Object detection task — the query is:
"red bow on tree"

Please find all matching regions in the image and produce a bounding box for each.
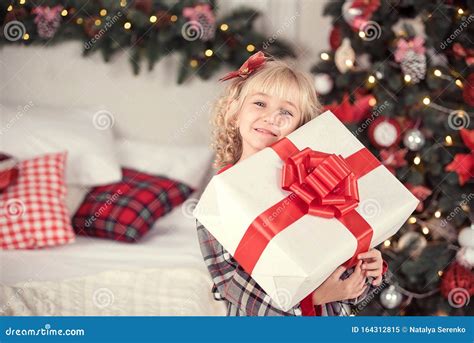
[324,93,375,123]
[379,148,408,174]
[219,51,267,81]
[445,128,474,185]
[405,183,432,212]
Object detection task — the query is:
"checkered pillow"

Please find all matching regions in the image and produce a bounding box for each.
[0,152,75,249]
[72,168,194,242]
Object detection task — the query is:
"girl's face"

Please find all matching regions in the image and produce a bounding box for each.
[236,91,302,159]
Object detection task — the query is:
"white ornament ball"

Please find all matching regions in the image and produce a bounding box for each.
[458,224,474,248]
[380,285,403,309]
[373,121,399,147]
[314,73,333,95]
[456,247,474,268]
[403,129,426,151]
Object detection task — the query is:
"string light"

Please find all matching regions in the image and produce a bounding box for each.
[100,9,107,17]
[124,22,132,30]
[438,270,443,277]
[345,59,353,67]
[150,15,157,23]
[408,216,417,224]
[433,69,442,77]
[120,0,127,7]
[422,96,431,105]
[369,97,377,106]
[95,19,101,26]
[422,226,430,235]
[189,59,198,68]
[368,75,376,83]
[383,240,391,247]
[455,79,463,88]
[445,135,453,146]
[7,5,13,11]
[23,33,29,40]
[404,74,412,83]
[413,155,421,165]
[359,31,365,38]
[220,23,229,31]
[170,15,178,22]
[246,44,255,52]
[458,8,464,15]
[320,52,330,61]
[19,0,25,4]
[76,18,83,24]
[434,210,442,218]
[205,49,213,57]
[61,9,68,17]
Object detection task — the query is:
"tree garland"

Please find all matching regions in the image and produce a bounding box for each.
[0,0,295,83]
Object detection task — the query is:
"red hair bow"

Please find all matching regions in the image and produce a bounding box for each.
[219,51,267,81]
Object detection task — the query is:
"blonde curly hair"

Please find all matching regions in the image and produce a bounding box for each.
[211,57,322,169]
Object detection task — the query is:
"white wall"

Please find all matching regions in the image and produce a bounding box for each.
[0,0,330,146]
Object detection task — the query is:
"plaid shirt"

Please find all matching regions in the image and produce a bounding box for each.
[197,219,388,316]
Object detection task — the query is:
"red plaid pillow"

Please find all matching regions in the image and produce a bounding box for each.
[72,168,194,242]
[0,152,75,249]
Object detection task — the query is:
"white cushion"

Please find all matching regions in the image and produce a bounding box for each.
[117,139,214,190]
[0,103,121,186]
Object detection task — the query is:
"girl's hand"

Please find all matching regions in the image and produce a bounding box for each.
[358,249,383,286]
[311,260,367,305]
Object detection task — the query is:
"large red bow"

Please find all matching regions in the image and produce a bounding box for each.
[219,51,266,81]
[281,148,359,218]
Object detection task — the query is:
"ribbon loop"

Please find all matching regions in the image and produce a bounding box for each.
[281,147,360,218]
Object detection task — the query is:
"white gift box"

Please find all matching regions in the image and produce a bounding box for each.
[194,111,418,311]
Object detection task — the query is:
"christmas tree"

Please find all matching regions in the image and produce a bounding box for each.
[0,0,294,83]
[311,0,473,316]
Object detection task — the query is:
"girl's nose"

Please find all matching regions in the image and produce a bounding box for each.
[263,110,279,126]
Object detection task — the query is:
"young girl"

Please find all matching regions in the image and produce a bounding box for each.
[197,52,388,316]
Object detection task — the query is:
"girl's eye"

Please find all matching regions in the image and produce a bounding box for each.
[254,101,265,107]
[280,109,293,116]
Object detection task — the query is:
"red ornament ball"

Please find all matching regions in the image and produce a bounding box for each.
[440,262,474,307]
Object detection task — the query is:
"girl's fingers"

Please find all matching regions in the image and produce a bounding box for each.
[355,285,368,298]
[372,275,383,286]
[362,261,381,270]
[358,249,381,260]
[364,270,381,278]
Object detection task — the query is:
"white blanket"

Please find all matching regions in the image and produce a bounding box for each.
[0,199,226,316]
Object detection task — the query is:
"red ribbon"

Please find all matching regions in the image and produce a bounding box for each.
[233,137,381,275]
